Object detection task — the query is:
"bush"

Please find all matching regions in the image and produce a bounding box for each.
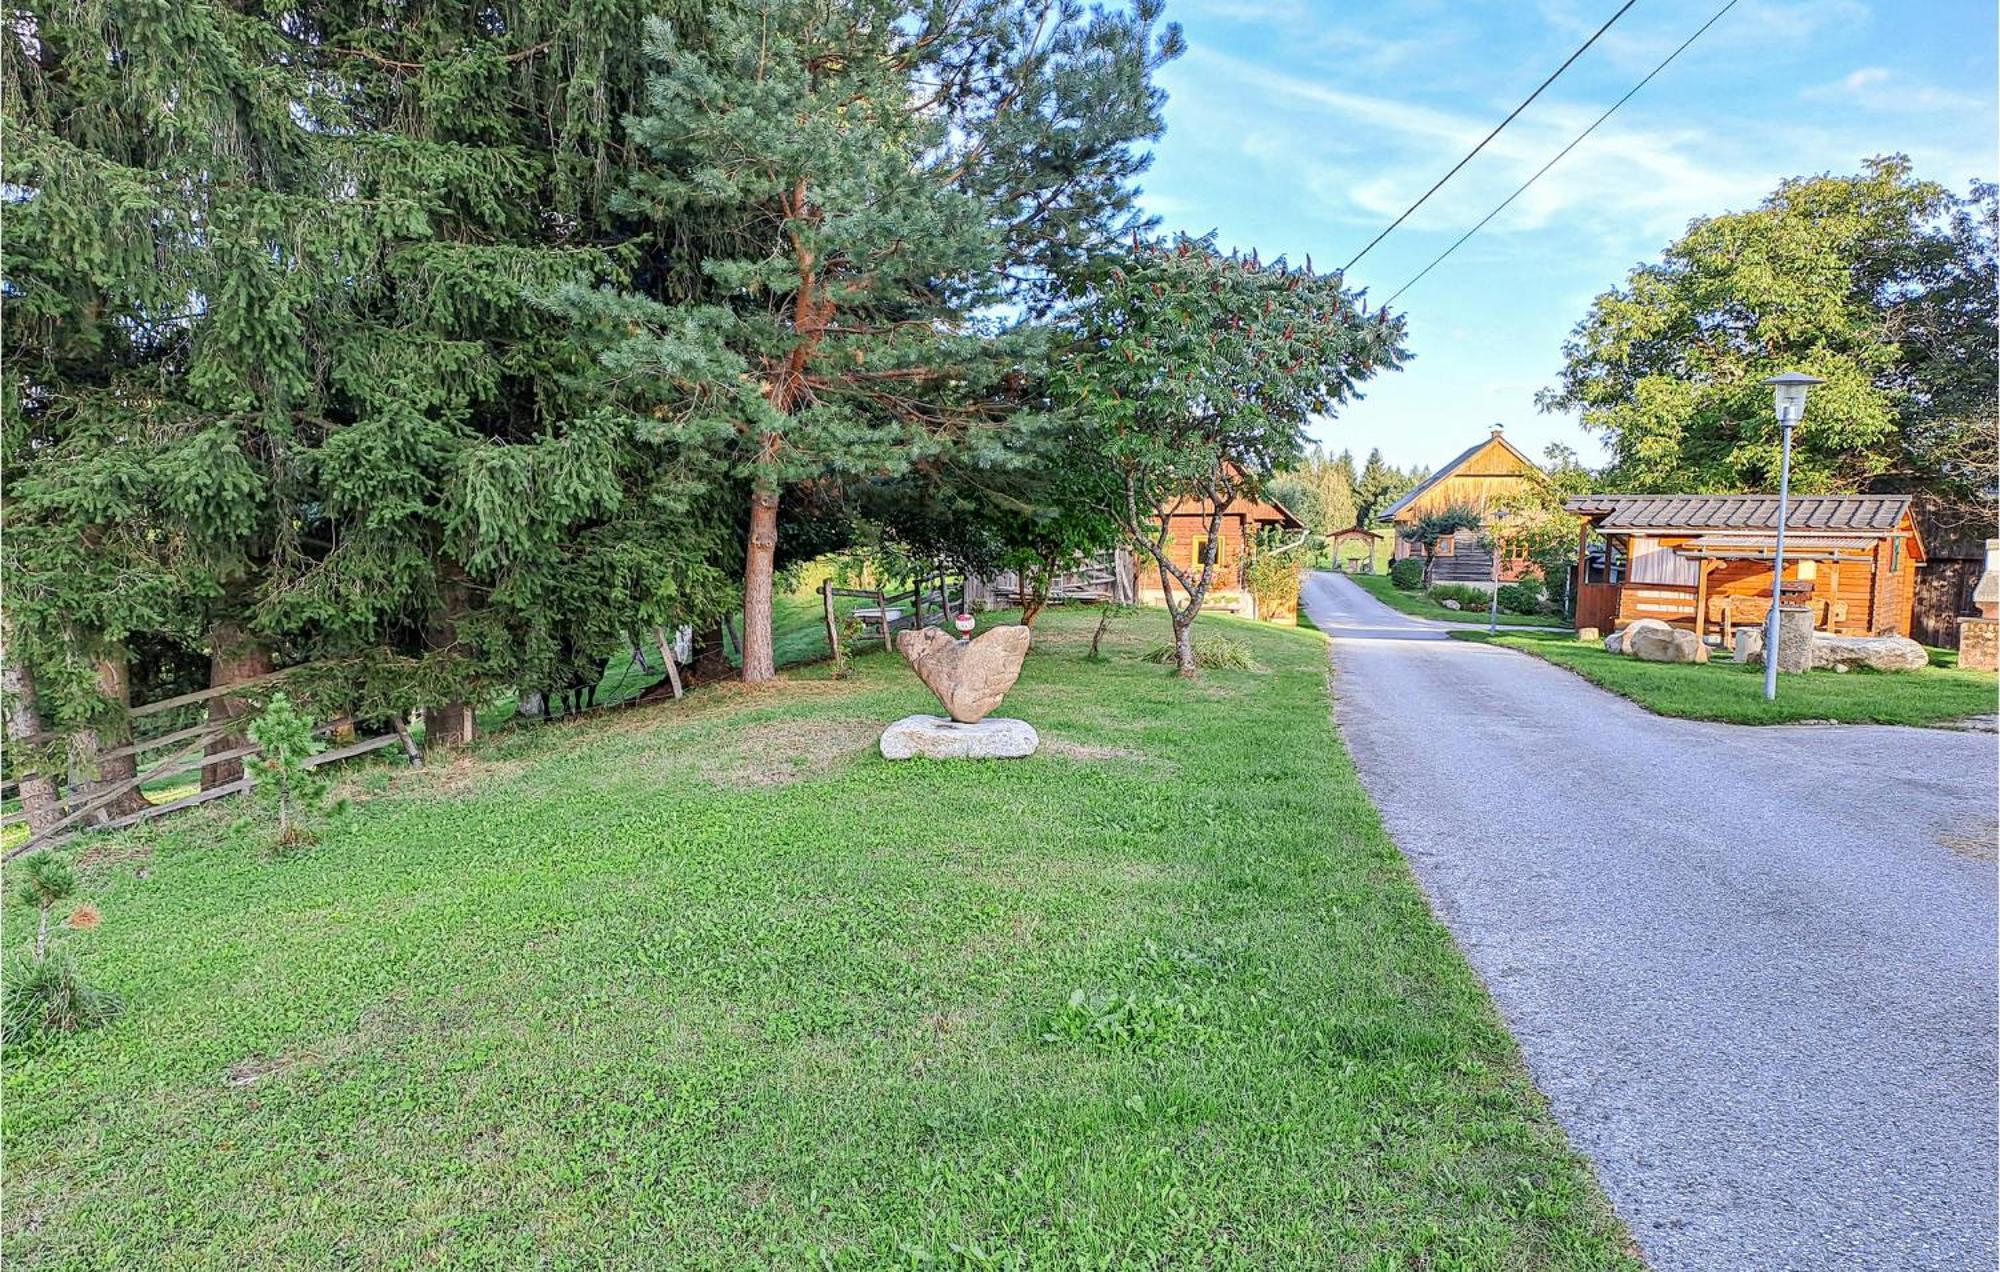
[3,949,121,1046]
[1389,559,1424,590]
[1426,583,1489,609]
[1497,573,1545,615]
[1143,634,1255,670]
[1243,551,1303,619]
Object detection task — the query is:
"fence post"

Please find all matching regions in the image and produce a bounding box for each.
[876,589,892,650]
[821,581,844,676]
[651,625,685,700]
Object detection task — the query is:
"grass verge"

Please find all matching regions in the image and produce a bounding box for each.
[1345,572,1567,628]
[4,609,1636,1268]
[1452,628,1996,727]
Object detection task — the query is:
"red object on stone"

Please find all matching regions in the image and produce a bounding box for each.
[954,613,975,635]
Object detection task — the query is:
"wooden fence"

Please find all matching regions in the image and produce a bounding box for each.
[821,574,965,670]
[2,672,422,859]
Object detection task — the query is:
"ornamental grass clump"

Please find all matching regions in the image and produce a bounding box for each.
[1143,633,1254,671]
[4,852,119,1046]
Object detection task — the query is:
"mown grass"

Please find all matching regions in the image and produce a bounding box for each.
[4,609,1636,1269]
[1345,572,1566,628]
[1453,628,1997,727]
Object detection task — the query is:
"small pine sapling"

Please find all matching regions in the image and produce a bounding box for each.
[4,852,119,1044]
[247,692,328,847]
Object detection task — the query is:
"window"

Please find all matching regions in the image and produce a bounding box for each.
[1435,533,1456,557]
[1889,538,1903,572]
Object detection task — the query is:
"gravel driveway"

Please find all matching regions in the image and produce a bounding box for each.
[1302,571,1998,1271]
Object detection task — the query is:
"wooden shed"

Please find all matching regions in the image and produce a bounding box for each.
[1565,494,1924,640]
[1380,427,1543,585]
[1910,501,1994,647]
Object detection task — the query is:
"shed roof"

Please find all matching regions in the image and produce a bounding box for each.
[1563,493,1914,534]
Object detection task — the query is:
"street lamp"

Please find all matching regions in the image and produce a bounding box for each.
[1487,507,1510,634]
[1760,371,1825,701]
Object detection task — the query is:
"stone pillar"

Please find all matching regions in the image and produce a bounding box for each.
[1775,604,1814,674]
[1959,540,2000,671]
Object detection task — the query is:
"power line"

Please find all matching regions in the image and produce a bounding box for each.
[1384,0,1738,306]
[1340,0,1638,273]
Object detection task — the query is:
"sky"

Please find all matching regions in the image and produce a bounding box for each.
[1135,0,1998,473]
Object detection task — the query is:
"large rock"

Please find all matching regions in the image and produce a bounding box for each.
[896,625,1031,723]
[1605,618,1671,657]
[1809,634,1929,673]
[1774,604,1814,673]
[880,714,1039,760]
[1628,621,1709,665]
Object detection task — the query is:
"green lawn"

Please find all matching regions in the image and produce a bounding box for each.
[1453,628,1997,727]
[4,609,1635,1268]
[1344,572,1568,628]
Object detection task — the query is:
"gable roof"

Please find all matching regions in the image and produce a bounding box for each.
[1162,490,1305,529]
[1563,493,1914,535]
[1378,430,1543,523]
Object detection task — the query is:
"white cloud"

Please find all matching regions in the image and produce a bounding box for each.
[1801,65,1985,114]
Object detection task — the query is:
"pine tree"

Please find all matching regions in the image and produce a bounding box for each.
[576,0,1179,682]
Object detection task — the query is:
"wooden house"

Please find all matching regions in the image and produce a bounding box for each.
[1136,485,1306,619]
[1379,427,1544,585]
[1564,494,1924,640]
[1910,500,1995,647]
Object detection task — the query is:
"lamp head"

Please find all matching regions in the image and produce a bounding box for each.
[1762,371,1825,425]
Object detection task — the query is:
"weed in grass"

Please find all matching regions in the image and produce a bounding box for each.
[1040,987,1207,1048]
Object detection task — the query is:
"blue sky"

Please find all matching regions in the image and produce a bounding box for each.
[1136,0,1997,473]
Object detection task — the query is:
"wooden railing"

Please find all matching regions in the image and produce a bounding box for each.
[821,574,964,669]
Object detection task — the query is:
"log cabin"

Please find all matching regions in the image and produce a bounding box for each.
[1564,493,1925,641]
[1135,484,1306,619]
[1380,427,1543,585]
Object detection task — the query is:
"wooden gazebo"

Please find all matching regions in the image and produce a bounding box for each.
[1565,494,1924,639]
[1327,525,1381,571]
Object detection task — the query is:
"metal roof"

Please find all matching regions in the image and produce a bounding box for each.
[1563,493,1914,534]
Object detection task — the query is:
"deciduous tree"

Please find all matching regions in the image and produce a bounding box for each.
[1063,236,1406,675]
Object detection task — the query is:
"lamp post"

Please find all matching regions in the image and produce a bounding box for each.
[1487,508,1510,635]
[1761,371,1824,701]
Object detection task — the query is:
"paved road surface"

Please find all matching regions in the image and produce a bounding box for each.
[1302,571,1997,1271]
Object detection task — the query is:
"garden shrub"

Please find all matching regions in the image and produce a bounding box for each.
[1389,559,1424,590]
[1497,572,1546,614]
[1243,550,1303,619]
[1426,583,1489,609]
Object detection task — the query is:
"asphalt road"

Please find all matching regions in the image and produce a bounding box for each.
[1301,571,1998,1272]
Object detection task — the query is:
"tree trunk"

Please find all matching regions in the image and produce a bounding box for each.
[1020,551,1056,630]
[203,623,274,790]
[423,701,476,752]
[1,643,64,835]
[423,572,475,754]
[1171,611,1198,678]
[687,622,731,686]
[741,483,780,683]
[83,652,153,819]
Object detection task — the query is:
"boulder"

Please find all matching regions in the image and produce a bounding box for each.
[880,714,1039,760]
[896,625,1031,723]
[1605,618,1671,656]
[1808,634,1929,674]
[1732,628,1763,664]
[1440,599,1462,611]
[1627,621,1708,665]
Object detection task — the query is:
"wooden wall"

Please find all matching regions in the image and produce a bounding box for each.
[1601,534,1919,637]
[1913,558,1982,647]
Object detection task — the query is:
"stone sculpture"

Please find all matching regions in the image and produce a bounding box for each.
[881,624,1038,760]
